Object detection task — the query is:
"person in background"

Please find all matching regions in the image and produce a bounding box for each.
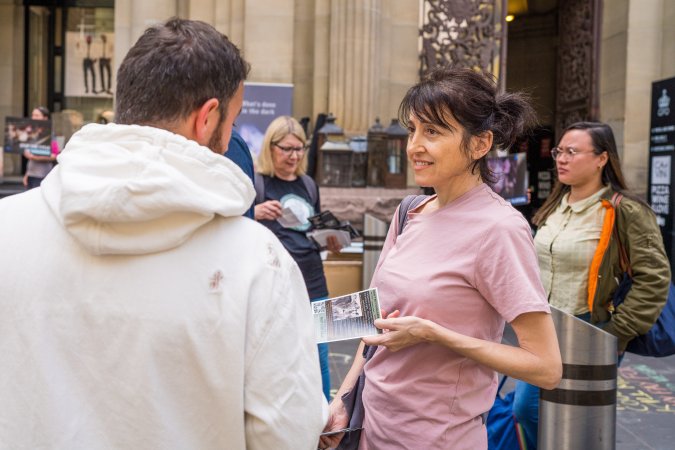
[226,128,255,218]
[254,115,342,400]
[23,106,59,189]
[96,110,115,124]
[512,121,670,449]
[0,18,326,449]
[320,67,562,450]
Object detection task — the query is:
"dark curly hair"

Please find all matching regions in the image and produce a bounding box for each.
[399,67,536,184]
[116,18,249,127]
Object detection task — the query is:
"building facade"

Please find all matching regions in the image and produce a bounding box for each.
[1,0,674,200]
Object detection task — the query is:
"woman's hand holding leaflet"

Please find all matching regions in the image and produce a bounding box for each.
[362,313,433,352]
[254,200,283,221]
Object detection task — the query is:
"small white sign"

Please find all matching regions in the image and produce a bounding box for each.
[651,155,671,185]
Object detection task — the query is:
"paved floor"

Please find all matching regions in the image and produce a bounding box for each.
[615,353,675,450]
[328,338,675,449]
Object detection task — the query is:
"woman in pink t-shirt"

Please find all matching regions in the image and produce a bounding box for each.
[320,68,562,450]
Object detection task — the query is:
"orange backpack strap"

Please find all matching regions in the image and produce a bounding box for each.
[587,197,616,313]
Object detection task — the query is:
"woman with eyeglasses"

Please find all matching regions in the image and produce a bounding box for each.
[512,122,670,449]
[254,115,341,401]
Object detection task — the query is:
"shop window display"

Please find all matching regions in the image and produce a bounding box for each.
[63,7,114,126]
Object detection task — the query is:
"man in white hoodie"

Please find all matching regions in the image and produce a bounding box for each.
[0,18,326,449]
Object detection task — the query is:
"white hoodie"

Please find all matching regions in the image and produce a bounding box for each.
[0,124,327,449]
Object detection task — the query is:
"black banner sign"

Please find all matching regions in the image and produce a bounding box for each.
[648,76,675,266]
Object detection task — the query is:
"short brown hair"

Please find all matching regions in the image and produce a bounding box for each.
[115,18,249,127]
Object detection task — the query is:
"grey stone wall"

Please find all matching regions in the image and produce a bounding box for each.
[319,186,422,232]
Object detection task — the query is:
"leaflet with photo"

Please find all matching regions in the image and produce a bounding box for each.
[277,206,304,228]
[307,229,351,250]
[313,288,382,344]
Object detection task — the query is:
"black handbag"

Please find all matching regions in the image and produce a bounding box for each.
[335,345,377,450]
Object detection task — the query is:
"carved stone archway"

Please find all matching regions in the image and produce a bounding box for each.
[419,0,508,88]
[420,0,601,140]
[555,0,602,138]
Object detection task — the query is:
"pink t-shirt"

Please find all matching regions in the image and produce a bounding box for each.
[361,184,549,450]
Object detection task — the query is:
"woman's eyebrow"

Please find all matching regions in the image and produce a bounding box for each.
[421,120,454,133]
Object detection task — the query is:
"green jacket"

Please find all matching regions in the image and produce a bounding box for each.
[590,189,670,351]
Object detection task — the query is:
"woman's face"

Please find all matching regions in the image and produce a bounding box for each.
[405,112,473,190]
[31,108,47,120]
[555,129,607,188]
[271,133,305,180]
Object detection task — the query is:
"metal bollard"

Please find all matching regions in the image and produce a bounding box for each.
[361,213,388,290]
[539,306,618,450]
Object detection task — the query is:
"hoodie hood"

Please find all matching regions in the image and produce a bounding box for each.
[41,123,255,255]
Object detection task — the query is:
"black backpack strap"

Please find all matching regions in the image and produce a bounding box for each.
[254,172,265,205]
[497,375,509,393]
[397,194,428,236]
[611,193,631,276]
[300,174,319,207]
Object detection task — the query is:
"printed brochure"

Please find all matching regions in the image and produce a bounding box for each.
[277,206,304,228]
[307,229,351,250]
[313,288,382,343]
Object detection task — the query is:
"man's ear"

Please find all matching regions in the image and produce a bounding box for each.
[471,130,494,160]
[193,98,220,146]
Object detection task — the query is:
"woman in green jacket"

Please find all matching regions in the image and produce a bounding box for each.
[512,121,670,449]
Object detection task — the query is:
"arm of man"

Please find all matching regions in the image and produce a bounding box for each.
[244,240,327,449]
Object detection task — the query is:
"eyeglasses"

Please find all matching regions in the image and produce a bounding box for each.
[551,147,596,161]
[274,143,308,154]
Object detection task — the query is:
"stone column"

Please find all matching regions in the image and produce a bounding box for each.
[376,0,419,126]
[218,0,246,48]
[0,0,25,176]
[181,0,245,47]
[600,0,675,197]
[328,0,382,134]
[184,0,215,24]
[113,0,178,89]
[599,0,628,172]
[312,0,330,121]
[621,0,663,195]
[243,0,295,83]
[293,0,316,122]
[662,0,675,76]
